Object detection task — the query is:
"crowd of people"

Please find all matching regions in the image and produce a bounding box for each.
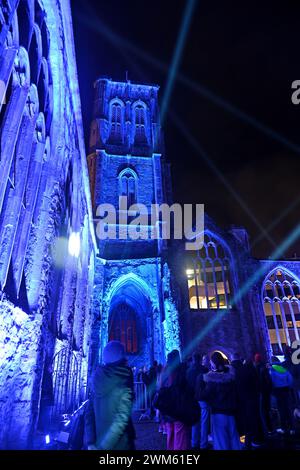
[85,340,300,451]
[141,347,300,450]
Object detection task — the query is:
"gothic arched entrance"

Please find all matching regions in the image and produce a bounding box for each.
[105,275,157,367]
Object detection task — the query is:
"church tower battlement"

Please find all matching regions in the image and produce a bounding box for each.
[87,78,172,260]
[89,78,162,155]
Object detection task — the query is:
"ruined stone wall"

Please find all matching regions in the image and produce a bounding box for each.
[0,1,96,448]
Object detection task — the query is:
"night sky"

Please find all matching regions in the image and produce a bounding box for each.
[71,0,300,259]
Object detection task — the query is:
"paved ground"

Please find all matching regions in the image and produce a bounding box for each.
[33,411,300,450]
[133,412,300,451]
[133,414,166,450]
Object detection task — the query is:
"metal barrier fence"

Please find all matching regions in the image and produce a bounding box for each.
[133,381,148,411]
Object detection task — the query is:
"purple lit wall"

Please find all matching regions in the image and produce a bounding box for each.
[0,0,95,449]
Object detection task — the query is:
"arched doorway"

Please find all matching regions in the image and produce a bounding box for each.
[105,275,155,367]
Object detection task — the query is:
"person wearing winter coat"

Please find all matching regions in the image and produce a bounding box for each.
[85,340,135,450]
[198,351,241,450]
[269,356,294,433]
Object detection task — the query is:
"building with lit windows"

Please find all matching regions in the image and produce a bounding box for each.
[87,77,300,370]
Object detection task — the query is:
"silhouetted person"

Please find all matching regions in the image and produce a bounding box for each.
[231,353,245,436]
[192,354,210,449]
[240,359,265,447]
[163,350,191,450]
[254,353,272,434]
[143,361,158,419]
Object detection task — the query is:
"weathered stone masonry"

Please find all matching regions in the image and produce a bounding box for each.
[0,0,96,449]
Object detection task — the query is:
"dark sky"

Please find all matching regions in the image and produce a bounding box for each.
[71,0,300,259]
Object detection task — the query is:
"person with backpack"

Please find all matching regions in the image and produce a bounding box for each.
[198,351,241,450]
[85,340,135,450]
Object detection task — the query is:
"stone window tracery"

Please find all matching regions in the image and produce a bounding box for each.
[133,102,148,144]
[109,99,124,143]
[263,268,300,355]
[119,168,137,207]
[186,232,232,310]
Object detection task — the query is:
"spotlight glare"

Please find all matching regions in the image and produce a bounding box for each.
[68,231,80,258]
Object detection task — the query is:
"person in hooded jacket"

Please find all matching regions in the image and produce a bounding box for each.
[198,351,241,450]
[85,340,135,450]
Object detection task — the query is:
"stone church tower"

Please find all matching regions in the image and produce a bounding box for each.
[87,78,180,368]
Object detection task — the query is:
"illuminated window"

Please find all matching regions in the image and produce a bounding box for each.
[119,168,137,206]
[109,303,138,354]
[109,100,124,142]
[133,103,147,144]
[186,233,232,310]
[263,268,300,355]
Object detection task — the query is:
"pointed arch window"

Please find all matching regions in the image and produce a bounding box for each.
[109,99,124,143]
[262,268,300,355]
[133,103,148,144]
[119,168,137,207]
[186,232,232,309]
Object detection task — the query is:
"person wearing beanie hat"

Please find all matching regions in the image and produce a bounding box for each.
[85,341,135,450]
[103,340,126,365]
